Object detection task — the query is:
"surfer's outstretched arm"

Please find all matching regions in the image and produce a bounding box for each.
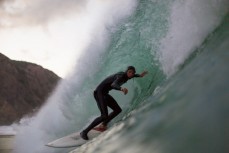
[134,70,148,78]
[140,71,148,77]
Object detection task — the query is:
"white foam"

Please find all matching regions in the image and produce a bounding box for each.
[159,0,229,77]
[13,1,138,153]
[0,126,16,135]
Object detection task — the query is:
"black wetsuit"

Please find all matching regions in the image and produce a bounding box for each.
[83,72,140,134]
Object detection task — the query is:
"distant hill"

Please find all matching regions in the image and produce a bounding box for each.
[0,53,61,125]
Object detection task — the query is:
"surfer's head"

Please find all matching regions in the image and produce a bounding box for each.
[126,66,136,78]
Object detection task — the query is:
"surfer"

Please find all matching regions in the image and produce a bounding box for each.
[80,66,148,140]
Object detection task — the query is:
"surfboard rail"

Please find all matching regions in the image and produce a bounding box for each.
[46,129,102,148]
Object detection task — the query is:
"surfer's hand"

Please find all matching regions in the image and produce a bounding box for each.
[140,71,148,77]
[121,88,128,95]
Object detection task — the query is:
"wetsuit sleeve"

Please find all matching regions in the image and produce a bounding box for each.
[134,74,141,77]
[111,76,122,90]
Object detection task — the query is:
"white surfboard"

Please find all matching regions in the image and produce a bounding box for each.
[46,129,102,148]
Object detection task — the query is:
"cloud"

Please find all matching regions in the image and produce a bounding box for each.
[0,0,138,77]
[0,0,87,28]
[0,0,11,5]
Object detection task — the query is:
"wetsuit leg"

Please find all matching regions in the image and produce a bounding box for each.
[83,90,108,133]
[102,94,122,126]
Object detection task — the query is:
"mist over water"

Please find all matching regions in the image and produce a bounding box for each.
[13,0,138,153]
[159,0,229,76]
[11,0,229,153]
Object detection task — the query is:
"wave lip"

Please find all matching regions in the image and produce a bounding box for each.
[159,0,229,76]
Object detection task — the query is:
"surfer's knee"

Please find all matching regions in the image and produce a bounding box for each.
[100,114,108,120]
[116,108,122,114]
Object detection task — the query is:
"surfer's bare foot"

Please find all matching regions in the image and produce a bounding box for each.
[93,124,107,132]
[100,124,107,130]
[80,131,89,140]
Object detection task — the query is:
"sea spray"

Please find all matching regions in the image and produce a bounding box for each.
[159,0,229,76]
[13,1,138,153]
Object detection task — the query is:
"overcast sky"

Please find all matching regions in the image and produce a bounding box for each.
[0,0,90,77]
[0,0,137,77]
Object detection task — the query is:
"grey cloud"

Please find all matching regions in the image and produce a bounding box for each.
[0,0,9,5]
[0,0,87,28]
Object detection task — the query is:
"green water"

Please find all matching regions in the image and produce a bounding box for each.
[72,11,229,153]
[121,14,229,153]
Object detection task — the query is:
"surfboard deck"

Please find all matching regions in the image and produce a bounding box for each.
[46,129,102,148]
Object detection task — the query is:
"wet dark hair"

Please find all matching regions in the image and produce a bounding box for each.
[126,66,136,73]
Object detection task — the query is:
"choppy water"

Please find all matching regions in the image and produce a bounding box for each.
[11,0,229,153]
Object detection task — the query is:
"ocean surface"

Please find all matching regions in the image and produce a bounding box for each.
[2,0,228,153]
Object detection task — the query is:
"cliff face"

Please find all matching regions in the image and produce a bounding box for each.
[0,53,60,125]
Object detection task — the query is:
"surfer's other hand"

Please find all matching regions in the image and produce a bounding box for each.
[121,88,128,95]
